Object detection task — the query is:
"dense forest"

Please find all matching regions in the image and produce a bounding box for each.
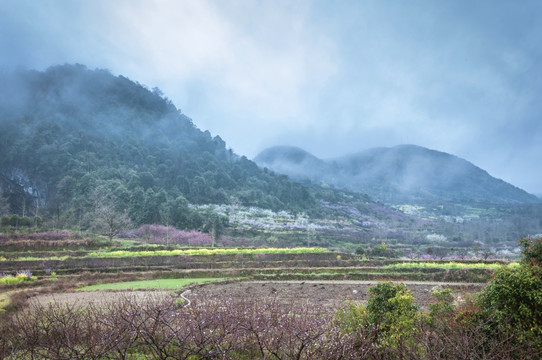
[1,65,540,252]
[0,65,324,230]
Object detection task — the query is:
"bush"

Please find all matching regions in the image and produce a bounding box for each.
[478,264,542,341]
[0,216,10,227]
[0,271,37,285]
[354,246,365,256]
[367,242,401,258]
[335,302,367,334]
[19,216,31,227]
[9,214,20,227]
[519,236,542,266]
[334,283,424,352]
[366,282,417,325]
[427,287,455,324]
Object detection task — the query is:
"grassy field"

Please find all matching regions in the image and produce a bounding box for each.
[79,277,228,291]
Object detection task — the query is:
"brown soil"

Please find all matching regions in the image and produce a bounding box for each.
[191,280,484,310]
[30,290,171,307]
[27,280,484,311]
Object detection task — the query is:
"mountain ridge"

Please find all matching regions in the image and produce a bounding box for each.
[254,144,540,205]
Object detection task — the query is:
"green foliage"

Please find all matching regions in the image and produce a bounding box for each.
[201,210,228,246]
[9,214,19,227]
[334,282,421,350]
[19,216,31,227]
[0,65,319,230]
[365,282,420,348]
[354,246,365,256]
[519,236,542,266]
[478,264,542,339]
[428,287,455,322]
[367,242,400,258]
[334,302,367,334]
[473,236,542,346]
[0,188,9,216]
[0,272,37,285]
[366,282,418,327]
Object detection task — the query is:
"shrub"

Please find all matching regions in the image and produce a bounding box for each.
[9,214,20,227]
[428,287,455,323]
[0,216,10,227]
[519,236,542,266]
[0,271,36,285]
[365,282,420,348]
[354,246,365,256]
[367,242,400,258]
[335,302,367,334]
[478,263,542,342]
[19,216,31,227]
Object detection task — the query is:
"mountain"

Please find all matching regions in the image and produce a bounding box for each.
[254,145,540,205]
[0,65,317,228]
[254,146,329,183]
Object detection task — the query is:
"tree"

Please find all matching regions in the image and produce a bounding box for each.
[519,236,542,266]
[476,236,542,346]
[93,203,132,242]
[202,210,228,246]
[0,188,9,216]
[478,262,542,342]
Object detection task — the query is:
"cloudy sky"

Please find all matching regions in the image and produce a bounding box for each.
[1,0,541,194]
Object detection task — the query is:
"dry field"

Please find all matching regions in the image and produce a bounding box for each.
[190,280,485,310]
[27,279,484,311]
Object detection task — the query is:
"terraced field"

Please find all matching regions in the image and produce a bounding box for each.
[0,233,508,313]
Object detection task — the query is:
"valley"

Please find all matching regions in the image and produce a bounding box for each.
[0,65,540,358]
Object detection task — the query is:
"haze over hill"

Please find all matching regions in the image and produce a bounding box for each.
[0,65,320,228]
[255,145,540,205]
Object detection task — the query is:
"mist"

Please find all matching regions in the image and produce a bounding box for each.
[0,0,541,194]
[254,144,540,205]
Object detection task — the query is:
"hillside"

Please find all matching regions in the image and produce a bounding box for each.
[254,145,540,205]
[0,65,317,228]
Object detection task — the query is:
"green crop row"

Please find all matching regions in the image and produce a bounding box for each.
[383,261,519,270]
[79,277,227,291]
[85,247,329,258]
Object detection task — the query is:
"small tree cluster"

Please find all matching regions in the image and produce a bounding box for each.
[357,242,401,258]
[474,236,542,345]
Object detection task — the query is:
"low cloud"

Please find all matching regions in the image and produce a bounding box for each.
[0,0,541,193]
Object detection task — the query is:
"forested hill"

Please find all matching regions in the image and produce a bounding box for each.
[255,145,540,205]
[0,64,316,228]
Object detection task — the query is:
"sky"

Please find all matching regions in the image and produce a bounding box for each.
[1,0,541,194]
